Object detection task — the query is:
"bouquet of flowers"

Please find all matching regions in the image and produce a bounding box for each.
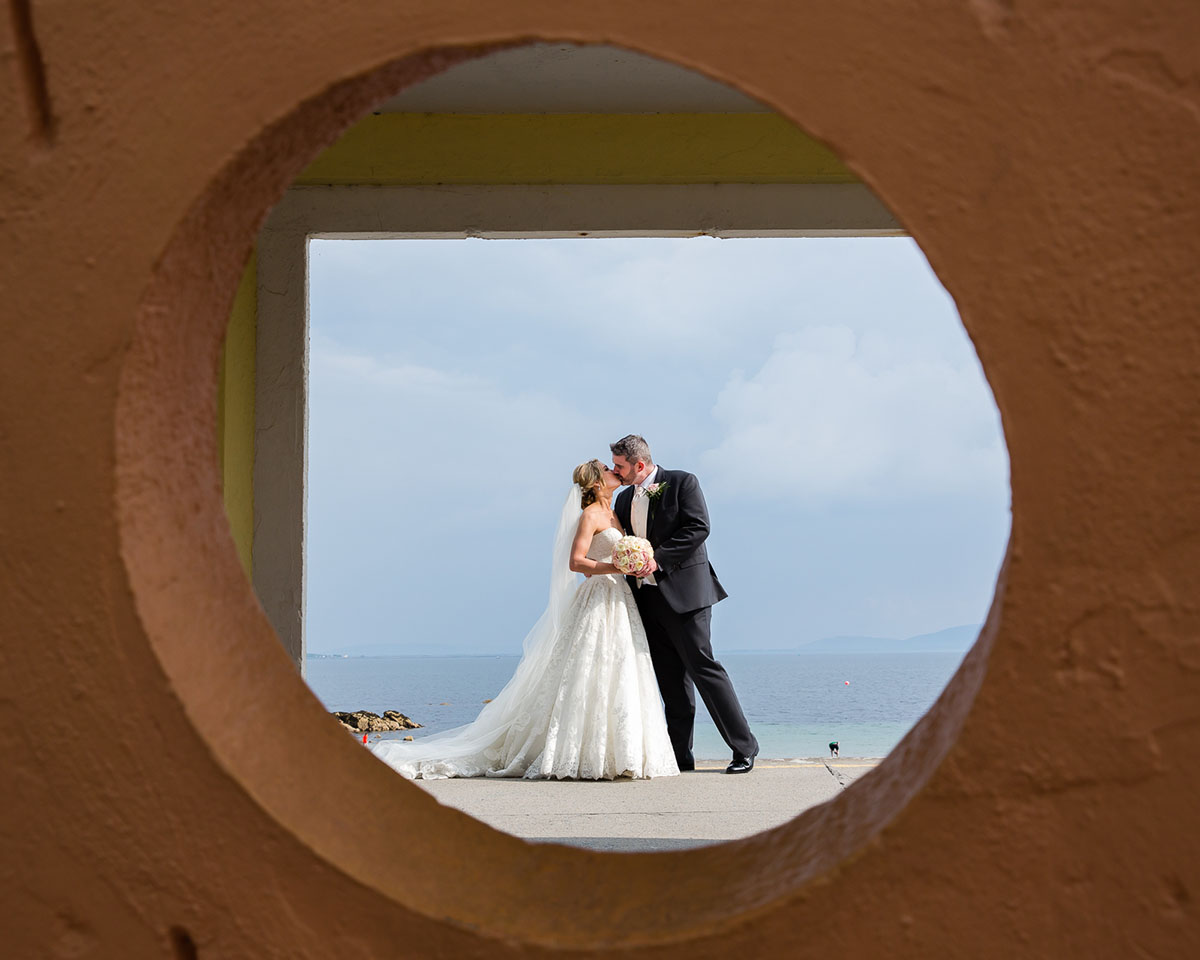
[612,536,655,576]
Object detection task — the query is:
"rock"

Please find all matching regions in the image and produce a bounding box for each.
[381,710,420,728]
[333,709,422,734]
[403,735,413,741]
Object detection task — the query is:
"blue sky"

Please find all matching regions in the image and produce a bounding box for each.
[305,237,1010,656]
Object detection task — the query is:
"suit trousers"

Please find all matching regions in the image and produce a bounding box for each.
[633,585,758,767]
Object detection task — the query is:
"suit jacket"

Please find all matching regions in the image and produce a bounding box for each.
[614,467,728,614]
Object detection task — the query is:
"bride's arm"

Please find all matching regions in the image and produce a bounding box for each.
[568,510,619,576]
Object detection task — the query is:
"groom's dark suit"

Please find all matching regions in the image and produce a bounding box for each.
[615,467,758,769]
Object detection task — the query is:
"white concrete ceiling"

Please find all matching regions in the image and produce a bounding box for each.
[376,43,769,114]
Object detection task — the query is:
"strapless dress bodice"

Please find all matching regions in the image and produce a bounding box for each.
[585,526,623,563]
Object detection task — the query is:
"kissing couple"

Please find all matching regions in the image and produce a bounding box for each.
[369,434,759,780]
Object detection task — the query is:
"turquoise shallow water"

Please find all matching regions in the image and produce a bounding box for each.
[305,651,966,760]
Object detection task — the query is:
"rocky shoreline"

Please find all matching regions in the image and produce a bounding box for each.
[333,710,421,733]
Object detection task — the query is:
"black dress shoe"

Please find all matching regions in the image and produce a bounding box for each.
[725,755,755,774]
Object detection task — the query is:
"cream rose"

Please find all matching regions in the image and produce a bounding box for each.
[612,536,655,576]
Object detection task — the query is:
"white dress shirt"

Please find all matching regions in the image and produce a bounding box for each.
[631,466,659,586]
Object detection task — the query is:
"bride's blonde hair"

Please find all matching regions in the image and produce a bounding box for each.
[573,459,607,509]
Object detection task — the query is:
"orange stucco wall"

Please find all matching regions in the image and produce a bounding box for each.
[2,2,1197,957]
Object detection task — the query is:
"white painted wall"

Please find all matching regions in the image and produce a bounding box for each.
[255,183,902,669]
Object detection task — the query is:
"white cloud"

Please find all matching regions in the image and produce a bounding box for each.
[308,334,599,517]
[701,325,1008,503]
[305,334,622,655]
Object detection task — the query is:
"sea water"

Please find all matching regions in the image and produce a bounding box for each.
[305,651,966,759]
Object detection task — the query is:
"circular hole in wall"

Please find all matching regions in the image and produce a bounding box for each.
[290,44,1010,841]
[119,38,1010,948]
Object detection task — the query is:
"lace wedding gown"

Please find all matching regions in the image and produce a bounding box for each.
[369,527,679,780]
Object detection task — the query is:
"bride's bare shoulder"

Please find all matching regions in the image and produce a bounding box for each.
[579,502,607,523]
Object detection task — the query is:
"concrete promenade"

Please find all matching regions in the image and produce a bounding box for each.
[415,760,878,851]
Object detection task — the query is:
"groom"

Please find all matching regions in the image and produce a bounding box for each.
[611,434,759,774]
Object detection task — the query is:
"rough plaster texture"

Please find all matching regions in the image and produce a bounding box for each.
[1,2,1198,957]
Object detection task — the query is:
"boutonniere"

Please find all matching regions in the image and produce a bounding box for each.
[645,482,668,503]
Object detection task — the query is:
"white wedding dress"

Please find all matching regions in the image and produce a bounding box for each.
[369,524,679,780]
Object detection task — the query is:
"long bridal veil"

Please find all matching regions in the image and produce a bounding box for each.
[368,485,584,777]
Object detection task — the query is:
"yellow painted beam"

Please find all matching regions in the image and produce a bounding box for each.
[296,113,856,186]
[217,253,256,577]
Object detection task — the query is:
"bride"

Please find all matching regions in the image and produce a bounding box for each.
[369,459,679,780]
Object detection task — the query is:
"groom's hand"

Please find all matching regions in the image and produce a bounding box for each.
[635,558,658,577]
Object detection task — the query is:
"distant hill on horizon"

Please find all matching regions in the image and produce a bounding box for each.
[787,623,980,654]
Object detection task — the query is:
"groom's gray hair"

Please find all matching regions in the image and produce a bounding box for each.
[610,434,653,465]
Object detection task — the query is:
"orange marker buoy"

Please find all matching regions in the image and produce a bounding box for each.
[844,680,850,685]
[362,732,368,744]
